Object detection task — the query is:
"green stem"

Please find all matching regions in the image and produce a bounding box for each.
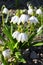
[30,24,34,33]
[2,14,4,27]
[18,25,23,32]
[41,15,43,25]
[1,55,8,65]
[15,0,19,8]
[15,57,18,65]
[11,23,13,35]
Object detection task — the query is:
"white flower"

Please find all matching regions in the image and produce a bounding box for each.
[17,33,28,43]
[28,9,33,15]
[2,49,10,58]
[28,5,32,9]
[12,31,20,40]
[29,16,38,24]
[10,16,19,24]
[2,8,8,14]
[1,63,4,65]
[36,8,42,15]
[18,14,29,24]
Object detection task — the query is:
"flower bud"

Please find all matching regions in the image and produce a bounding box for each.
[2,8,8,14]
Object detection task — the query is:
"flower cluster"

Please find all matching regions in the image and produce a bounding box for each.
[10,14,39,25]
[12,31,28,43]
[10,14,29,25]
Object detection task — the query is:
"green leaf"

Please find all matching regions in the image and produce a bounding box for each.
[1,55,8,65]
[13,42,18,49]
[7,42,14,51]
[2,25,12,40]
[2,25,14,44]
[15,52,26,63]
[15,52,21,59]
[28,32,36,42]
[37,25,43,36]
[33,42,43,46]
[19,57,26,63]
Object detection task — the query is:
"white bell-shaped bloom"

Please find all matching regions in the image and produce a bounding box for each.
[29,16,38,24]
[12,31,20,40]
[28,5,32,9]
[2,49,10,58]
[1,63,4,65]
[10,16,19,24]
[18,14,29,24]
[2,8,8,14]
[28,9,33,15]
[17,33,28,43]
[36,8,42,15]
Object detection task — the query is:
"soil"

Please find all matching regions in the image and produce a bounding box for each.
[0,0,43,10]
[19,46,43,65]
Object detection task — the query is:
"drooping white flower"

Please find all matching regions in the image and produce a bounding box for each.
[17,33,28,43]
[27,5,32,9]
[12,31,20,40]
[2,49,10,58]
[2,8,8,14]
[28,9,33,15]
[10,16,19,24]
[1,63,4,65]
[36,8,42,15]
[18,14,29,24]
[29,16,38,24]
[28,5,31,9]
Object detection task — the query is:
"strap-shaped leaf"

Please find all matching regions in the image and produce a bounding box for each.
[13,42,19,49]
[15,52,26,63]
[33,42,43,46]
[3,25,12,39]
[37,25,43,36]
[28,32,36,42]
